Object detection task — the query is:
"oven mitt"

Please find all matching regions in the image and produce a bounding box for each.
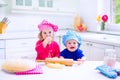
[96,65,117,79]
[117,70,120,76]
[113,69,120,76]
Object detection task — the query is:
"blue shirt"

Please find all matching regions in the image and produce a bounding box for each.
[60,48,84,61]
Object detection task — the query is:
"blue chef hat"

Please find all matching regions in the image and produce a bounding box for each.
[62,30,82,48]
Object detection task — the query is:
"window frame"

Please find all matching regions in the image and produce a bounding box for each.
[106,0,120,32]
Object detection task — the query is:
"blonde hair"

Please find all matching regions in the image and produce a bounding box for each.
[38,32,43,40]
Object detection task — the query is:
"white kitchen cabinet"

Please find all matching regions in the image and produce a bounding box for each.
[54,35,60,45]
[11,0,77,15]
[55,35,65,51]
[12,0,55,14]
[80,41,114,61]
[0,37,38,60]
[0,33,62,60]
[5,38,38,60]
[0,49,4,59]
[12,0,53,10]
[0,40,5,59]
[114,47,120,61]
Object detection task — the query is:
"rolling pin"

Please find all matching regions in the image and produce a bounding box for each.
[36,58,77,66]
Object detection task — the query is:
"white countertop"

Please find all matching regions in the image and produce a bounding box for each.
[0,60,120,80]
[0,31,38,39]
[56,30,120,47]
[79,32,120,47]
[0,30,120,46]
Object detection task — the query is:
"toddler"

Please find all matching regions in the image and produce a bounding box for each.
[60,30,86,64]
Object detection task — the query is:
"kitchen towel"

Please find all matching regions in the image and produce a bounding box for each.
[15,64,43,75]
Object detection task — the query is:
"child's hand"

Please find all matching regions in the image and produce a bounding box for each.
[77,58,86,65]
[43,36,53,47]
[45,36,53,44]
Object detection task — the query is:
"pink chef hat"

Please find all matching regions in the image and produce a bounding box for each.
[38,20,58,32]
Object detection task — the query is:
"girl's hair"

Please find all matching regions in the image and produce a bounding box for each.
[38,32,43,40]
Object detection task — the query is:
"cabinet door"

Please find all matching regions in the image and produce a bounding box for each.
[12,0,33,9]
[54,35,65,51]
[80,41,91,60]
[114,47,120,61]
[6,38,38,60]
[0,49,5,59]
[12,0,76,15]
[80,41,114,61]
[90,42,113,61]
[38,0,53,8]
[12,0,54,10]
[0,40,5,59]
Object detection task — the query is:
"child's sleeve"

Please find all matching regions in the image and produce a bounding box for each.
[77,49,85,59]
[35,41,48,57]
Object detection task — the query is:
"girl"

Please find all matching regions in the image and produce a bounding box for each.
[60,30,86,64]
[35,20,60,60]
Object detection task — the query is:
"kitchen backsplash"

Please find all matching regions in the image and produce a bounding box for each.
[0,0,98,33]
[0,13,75,33]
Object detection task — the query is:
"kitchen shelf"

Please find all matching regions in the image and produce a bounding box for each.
[11,0,77,16]
[11,9,76,16]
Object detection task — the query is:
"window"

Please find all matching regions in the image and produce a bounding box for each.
[111,0,120,24]
[99,0,120,32]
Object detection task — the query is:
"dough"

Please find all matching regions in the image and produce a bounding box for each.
[46,62,65,69]
[1,59,36,73]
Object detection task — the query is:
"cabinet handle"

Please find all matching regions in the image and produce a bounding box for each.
[89,44,92,46]
[21,43,28,45]
[86,43,92,46]
[86,43,89,45]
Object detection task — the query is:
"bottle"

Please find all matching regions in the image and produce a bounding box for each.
[104,49,116,68]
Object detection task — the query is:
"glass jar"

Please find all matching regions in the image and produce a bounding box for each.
[104,49,116,68]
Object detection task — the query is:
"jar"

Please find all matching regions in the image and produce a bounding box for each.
[104,49,116,68]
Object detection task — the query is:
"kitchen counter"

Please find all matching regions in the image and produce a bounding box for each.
[0,60,120,80]
[0,30,120,46]
[0,31,38,39]
[56,30,120,47]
